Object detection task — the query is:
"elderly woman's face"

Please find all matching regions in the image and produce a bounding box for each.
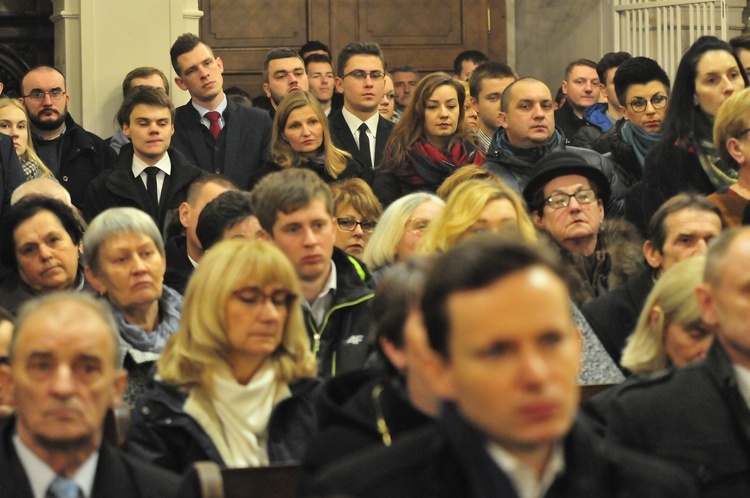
[14,210,79,293]
[664,320,713,367]
[396,200,444,261]
[88,232,165,310]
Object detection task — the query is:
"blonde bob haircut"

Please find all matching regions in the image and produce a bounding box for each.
[362,192,444,270]
[271,90,351,179]
[714,87,750,168]
[417,179,537,254]
[157,239,316,392]
[0,98,53,179]
[621,255,706,374]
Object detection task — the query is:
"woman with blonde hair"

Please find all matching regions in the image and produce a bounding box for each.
[418,180,537,254]
[362,192,444,275]
[0,98,53,180]
[621,256,712,373]
[127,239,319,473]
[248,91,367,188]
[583,256,712,434]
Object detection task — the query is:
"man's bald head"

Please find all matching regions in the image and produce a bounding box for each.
[11,179,72,206]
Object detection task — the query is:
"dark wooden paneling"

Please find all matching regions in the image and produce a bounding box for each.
[200,0,506,99]
[0,0,54,97]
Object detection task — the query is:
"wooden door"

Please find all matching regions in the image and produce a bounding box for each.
[199,0,506,98]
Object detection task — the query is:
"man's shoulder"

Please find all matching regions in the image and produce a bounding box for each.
[308,425,459,498]
[226,99,272,124]
[97,443,181,498]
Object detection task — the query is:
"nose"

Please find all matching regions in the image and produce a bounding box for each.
[289,73,299,86]
[695,238,710,255]
[41,93,54,106]
[132,254,148,273]
[303,226,319,246]
[352,223,364,237]
[519,349,548,387]
[50,364,75,397]
[258,297,282,320]
[532,103,546,118]
[38,243,53,261]
[721,75,737,94]
[567,194,582,212]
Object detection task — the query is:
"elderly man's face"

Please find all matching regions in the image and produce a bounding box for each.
[433,265,580,455]
[645,208,722,274]
[697,231,750,367]
[0,300,126,456]
[532,174,604,256]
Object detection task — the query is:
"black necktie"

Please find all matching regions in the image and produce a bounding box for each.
[145,167,160,212]
[358,123,373,169]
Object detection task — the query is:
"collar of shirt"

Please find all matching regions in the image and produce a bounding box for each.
[13,431,99,498]
[132,153,172,202]
[188,252,199,268]
[302,260,337,326]
[732,363,750,409]
[192,94,228,129]
[477,129,492,153]
[485,440,565,498]
[342,106,380,140]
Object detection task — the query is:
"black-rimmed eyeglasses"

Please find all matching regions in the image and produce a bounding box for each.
[337,217,377,233]
[544,189,598,210]
[627,94,668,113]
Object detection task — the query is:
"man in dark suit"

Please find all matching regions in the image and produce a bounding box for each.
[329,41,393,170]
[582,193,723,365]
[607,226,750,498]
[169,33,272,190]
[0,292,180,498]
[84,86,204,233]
[309,236,697,497]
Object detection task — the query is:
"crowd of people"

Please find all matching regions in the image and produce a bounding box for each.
[2,30,750,497]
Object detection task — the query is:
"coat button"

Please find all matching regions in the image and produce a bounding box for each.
[164,418,172,424]
[62,176,69,182]
[141,406,150,415]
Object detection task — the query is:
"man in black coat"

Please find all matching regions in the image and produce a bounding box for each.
[582,193,724,365]
[0,133,24,221]
[607,226,750,498]
[21,66,116,209]
[84,87,204,233]
[0,293,180,498]
[329,41,393,170]
[309,236,696,498]
[169,33,272,190]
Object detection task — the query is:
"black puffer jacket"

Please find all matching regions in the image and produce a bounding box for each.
[126,376,322,474]
[483,127,627,217]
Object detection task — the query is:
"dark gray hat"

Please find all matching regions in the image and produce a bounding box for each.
[522,150,611,209]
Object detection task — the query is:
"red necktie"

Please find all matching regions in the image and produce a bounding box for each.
[205,111,221,140]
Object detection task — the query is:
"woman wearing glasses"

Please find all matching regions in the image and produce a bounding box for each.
[330,178,382,258]
[640,36,748,226]
[374,72,484,207]
[708,87,750,226]
[127,239,319,473]
[247,90,369,190]
[591,57,670,189]
[0,99,53,181]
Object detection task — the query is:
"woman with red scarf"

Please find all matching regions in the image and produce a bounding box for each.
[373,72,484,207]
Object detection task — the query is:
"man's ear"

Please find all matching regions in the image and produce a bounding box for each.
[379,337,408,372]
[174,76,188,92]
[0,365,13,407]
[262,83,271,99]
[423,352,457,402]
[561,80,569,95]
[643,240,664,270]
[178,201,190,228]
[695,282,719,328]
[122,122,130,139]
[334,77,345,95]
[532,210,544,228]
[111,370,128,408]
[257,229,272,241]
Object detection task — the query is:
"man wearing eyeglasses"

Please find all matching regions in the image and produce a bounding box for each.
[262,47,310,114]
[329,41,393,170]
[20,66,116,209]
[523,150,644,306]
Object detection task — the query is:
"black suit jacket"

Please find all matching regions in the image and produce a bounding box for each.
[171,98,272,189]
[607,341,750,497]
[83,145,204,233]
[0,417,180,498]
[328,109,394,169]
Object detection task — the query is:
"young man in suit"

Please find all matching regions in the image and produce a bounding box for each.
[329,41,393,169]
[169,33,272,190]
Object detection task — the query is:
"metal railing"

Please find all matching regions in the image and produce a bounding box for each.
[614,0,727,77]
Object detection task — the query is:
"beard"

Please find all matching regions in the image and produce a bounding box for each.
[29,108,67,132]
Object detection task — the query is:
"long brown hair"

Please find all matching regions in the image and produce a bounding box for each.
[381,72,474,171]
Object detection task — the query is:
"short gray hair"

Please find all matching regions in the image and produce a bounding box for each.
[11,291,123,366]
[362,193,444,270]
[83,208,165,273]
